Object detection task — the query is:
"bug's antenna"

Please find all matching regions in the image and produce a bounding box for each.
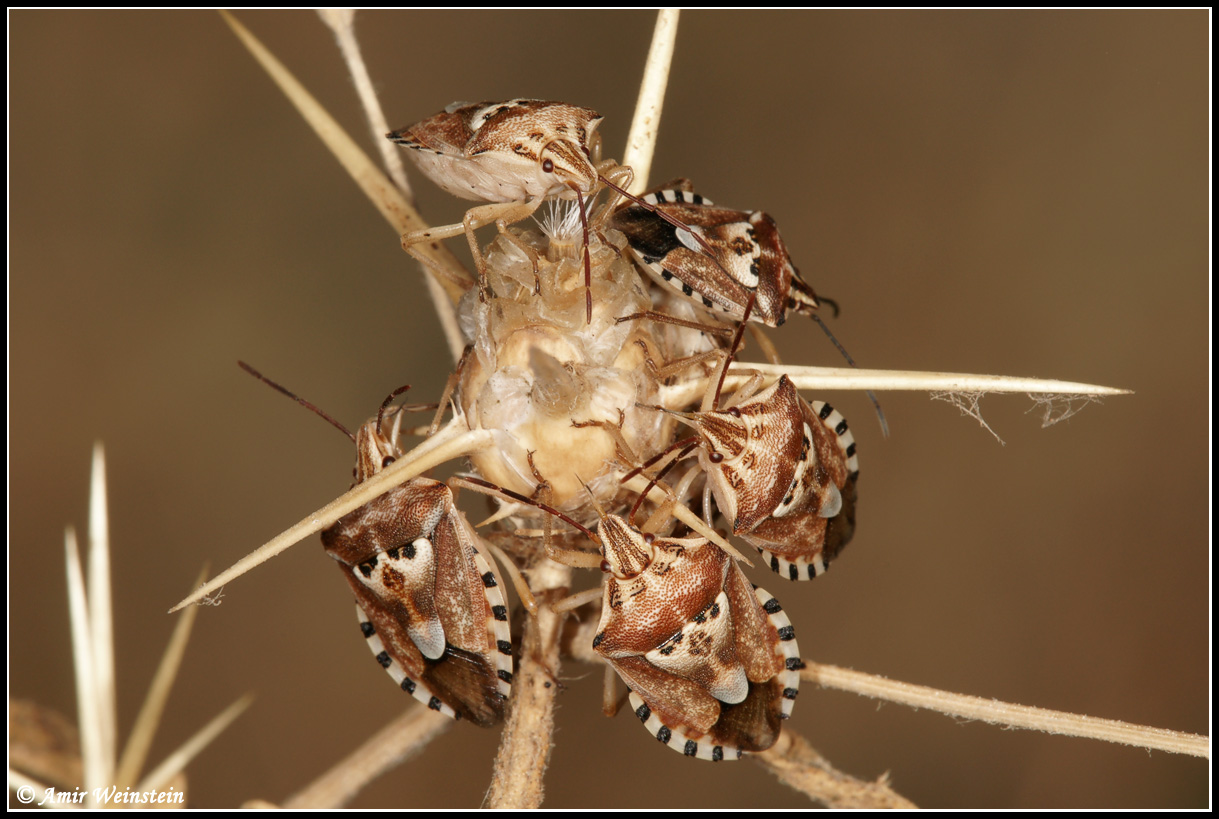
[807,315,890,437]
[238,361,355,442]
[456,475,600,544]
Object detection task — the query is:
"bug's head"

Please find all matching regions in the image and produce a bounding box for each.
[464,100,603,198]
[538,134,600,198]
[596,514,654,580]
[352,420,399,484]
[352,384,418,483]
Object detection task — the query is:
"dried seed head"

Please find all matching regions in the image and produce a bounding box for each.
[458,226,664,516]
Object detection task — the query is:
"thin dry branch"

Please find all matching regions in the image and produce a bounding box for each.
[623,9,680,194]
[64,526,103,807]
[737,363,1129,394]
[754,728,916,808]
[802,662,1209,758]
[170,420,491,611]
[218,11,469,306]
[282,706,453,808]
[136,694,255,792]
[315,10,464,363]
[86,444,117,783]
[660,363,1129,410]
[484,559,573,808]
[114,567,208,788]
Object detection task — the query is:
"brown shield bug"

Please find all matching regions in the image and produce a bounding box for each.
[238,363,512,725]
[389,99,604,206]
[389,99,621,322]
[607,181,827,328]
[591,512,802,760]
[674,374,860,581]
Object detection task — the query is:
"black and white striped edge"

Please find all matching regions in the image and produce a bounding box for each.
[625,586,801,760]
[354,544,513,719]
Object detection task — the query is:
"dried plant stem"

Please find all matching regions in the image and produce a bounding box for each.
[65,526,103,806]
[282,706,453,808]
[170,421,492,611]
[136,694,255,792]
[114,566,208,788]
[733,363,1131,395]
[623,9,680,195]
[218,11,469,308]
[316,10,463,363]
[86,444,117,782]
[660,364,1128,410]
[484,559,573,809]
[754,729,916,808]
[802,662,1209,758]
[316,10,411,200]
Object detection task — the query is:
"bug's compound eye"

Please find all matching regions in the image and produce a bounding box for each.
[644,532,656,544]
[382,455,396,469]
[599,558,611,573]
[709,451,724,464]
[542,158,555,174]
[727,407,742,419]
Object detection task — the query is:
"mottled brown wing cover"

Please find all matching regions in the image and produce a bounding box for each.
[693,376,805,532]
[697,376,857,573]
[388,100,603,203]
[609,182,819,327]
[595,534,786,752]
[321,479,506,726]
[742,395,857,566]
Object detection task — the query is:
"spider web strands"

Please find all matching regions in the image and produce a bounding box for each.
[801,662,1209,759]
[169,419,492,612]
[659,364,1130,409]
[219,11,466,362]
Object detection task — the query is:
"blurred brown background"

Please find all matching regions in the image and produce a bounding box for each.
[10,10,1208,809]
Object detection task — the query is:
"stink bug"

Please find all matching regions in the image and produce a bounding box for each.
[675,374,859,581]
[389,99,604,206]
[591,513,802,760]
[322,453,513,726]
[238,363,512,725]
[608,181,825,327]
[389,99,624,322]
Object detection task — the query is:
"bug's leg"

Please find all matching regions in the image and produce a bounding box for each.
[639,490,679,536]
[552,585,603,613]
[400,229,476,291]
[631,337,727,384]
[570,410,640,473]
[476,198,544,284]
[601,664,629,718]
[402,199,542,297]
[491,219,543,294]
[590,161,635,227]
[716,370,766,411]
[428,344,473,436]
[616,309,735,339]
